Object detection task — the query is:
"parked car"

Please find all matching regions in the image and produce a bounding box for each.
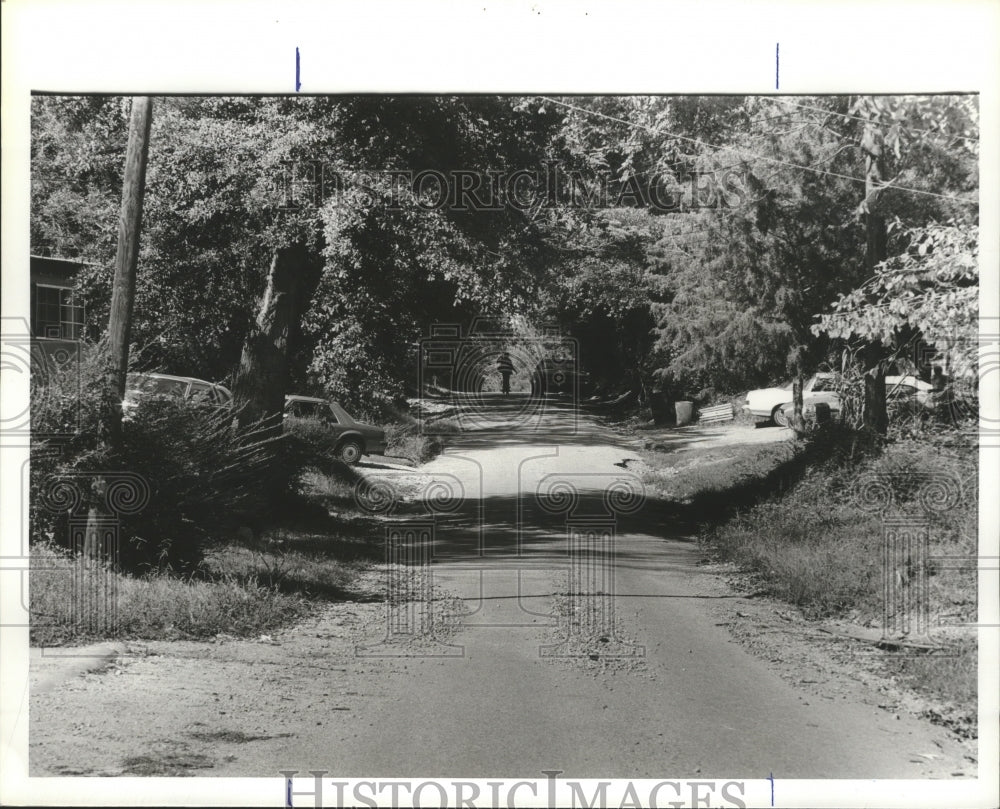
[283,395,387,464]
[747,372,940,427]
[123,372,233,418]
[885,374,937,405]
[529,356,591,397]
[743,372,841,427]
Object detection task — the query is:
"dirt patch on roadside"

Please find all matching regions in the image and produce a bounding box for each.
[29,563,458,777]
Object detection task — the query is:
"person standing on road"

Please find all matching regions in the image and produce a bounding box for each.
[497,351,515,396]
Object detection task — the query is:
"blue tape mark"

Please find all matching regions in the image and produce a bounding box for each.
[775,43,780,90]
[768,772,775,806]
[296,47,302,92]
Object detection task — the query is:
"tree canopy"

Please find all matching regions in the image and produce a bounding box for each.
[30,93,979,416]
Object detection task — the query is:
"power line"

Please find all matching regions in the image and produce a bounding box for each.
[765,97,979,144]
[540,96,977,206]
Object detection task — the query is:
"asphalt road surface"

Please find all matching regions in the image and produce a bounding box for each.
[27,394,973,779]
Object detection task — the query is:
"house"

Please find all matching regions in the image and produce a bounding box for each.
[29,255,89,340]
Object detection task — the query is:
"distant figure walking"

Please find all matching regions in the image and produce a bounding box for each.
[497,351,515,396]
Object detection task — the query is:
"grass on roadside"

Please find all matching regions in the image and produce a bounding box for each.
[383,417,460,465]
[30,468,389,645]
[881,636,978,739]
[698,433,978,733]
[30,542,309,645]
[639,440,800,504]
[700,436,977,622]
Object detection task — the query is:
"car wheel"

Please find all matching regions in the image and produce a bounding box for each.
[772,406,790,428]
[336,438,363,465]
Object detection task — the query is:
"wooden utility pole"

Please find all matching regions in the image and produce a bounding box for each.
[861,116,888,435]
[105,96,153,441]
[87,97,152,561]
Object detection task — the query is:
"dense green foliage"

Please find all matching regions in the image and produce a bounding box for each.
[31,93,978,412]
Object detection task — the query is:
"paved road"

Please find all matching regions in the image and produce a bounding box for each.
[28,394,972,779]
[320,395,967,777]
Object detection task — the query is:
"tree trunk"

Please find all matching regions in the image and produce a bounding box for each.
[863,364,888,435]
[791,374,807,437]
[232,244,321,431]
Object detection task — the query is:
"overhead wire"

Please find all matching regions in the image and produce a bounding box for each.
[539,96,977,206]
[763,97,979,144]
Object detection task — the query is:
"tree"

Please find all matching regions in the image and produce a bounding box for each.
[535,208,660,396]
[813,221,979,383]
[643,97,869,397]
[301,96,565,415]
[31,93,977,420]
[812,96,978,430]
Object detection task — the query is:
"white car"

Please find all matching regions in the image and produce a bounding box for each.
[744,373,938,427]
[743,372,841,427]
[884,374,937,405]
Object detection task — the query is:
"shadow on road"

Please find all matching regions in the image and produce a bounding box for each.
[420,393,638,450]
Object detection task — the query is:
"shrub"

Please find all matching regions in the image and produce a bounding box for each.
[116,398,301,572]
[30,345,117,548]
[30,349,310,574]
[383,420,444,464]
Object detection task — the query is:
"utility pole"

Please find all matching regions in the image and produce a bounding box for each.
[105,96,153,444]
[861,113,888,435]
[87,97,152,563]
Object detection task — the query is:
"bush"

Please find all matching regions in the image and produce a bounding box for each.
[383,420,444,464]
[30,346,117,549]
[116,398,302,572]
[30,349,311,575]
[282,415,362,479]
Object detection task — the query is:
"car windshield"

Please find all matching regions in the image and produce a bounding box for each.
[129,376,188,397]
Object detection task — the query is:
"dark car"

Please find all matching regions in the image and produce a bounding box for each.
[283,395,387,464]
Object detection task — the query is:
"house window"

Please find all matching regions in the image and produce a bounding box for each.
[35,284,84,339]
